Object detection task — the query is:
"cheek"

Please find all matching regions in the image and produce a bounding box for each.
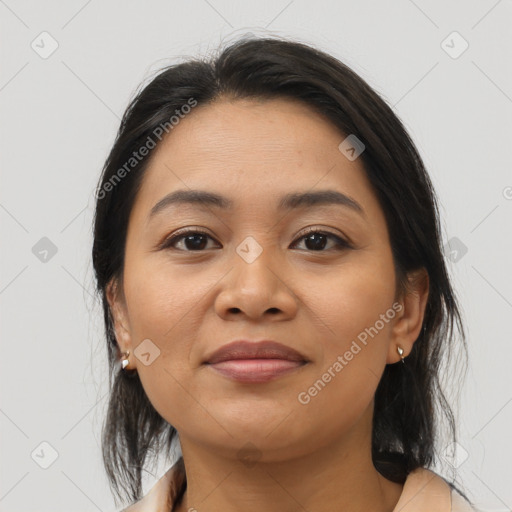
[301,257,396,400]
[295,280,395,434]
[306,256,396,346]
[122,257,218,428]
[123,256,213,340]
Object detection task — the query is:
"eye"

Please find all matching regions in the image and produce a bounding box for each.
[159,227,352,252]
[160,229,220,251]
[290,227,351,252]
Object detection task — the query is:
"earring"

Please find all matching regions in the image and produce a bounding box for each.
[397,345,405,364]
[121,350,130,370]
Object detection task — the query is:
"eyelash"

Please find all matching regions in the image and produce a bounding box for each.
[158,227,352,252]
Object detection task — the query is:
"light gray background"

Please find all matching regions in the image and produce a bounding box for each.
[1,1,511,511]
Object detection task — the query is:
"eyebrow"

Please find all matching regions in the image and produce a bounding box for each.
[147,188,365,222]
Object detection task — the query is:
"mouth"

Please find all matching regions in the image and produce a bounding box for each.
[203,340,309,383]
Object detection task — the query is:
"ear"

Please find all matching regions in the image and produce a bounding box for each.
[387,268,429,364]
[106,277,135,370]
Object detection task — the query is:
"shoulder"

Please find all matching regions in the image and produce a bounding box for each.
[392,467,476,512]
[451,487,477,512]
[119,458,185,512]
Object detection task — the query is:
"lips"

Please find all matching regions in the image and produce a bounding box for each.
[203,340,308,365]
[203,340,309,383]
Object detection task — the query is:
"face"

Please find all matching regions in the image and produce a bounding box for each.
[108,97,426,462]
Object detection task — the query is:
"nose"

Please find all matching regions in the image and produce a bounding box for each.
[214,245,298,322]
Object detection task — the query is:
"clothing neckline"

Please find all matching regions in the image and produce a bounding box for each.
[123,456,454,512]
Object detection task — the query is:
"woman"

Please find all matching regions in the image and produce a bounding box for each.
[92,36,475,511]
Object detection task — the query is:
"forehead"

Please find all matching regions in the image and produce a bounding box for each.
[157,97,343,164]
[130,97,378,220]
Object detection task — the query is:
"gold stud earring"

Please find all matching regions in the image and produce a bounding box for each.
[121,350,130,370]
[397,345,405,364]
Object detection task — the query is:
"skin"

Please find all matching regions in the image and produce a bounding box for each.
[107,97,429,512]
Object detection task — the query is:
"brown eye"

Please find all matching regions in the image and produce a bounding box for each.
[160,228,351,253]
[291,229,351,252]
[161,230,220,251]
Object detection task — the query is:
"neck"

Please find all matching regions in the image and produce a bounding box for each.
[173,406,403,512]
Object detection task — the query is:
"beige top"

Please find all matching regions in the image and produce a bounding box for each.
[122,457,475,512]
